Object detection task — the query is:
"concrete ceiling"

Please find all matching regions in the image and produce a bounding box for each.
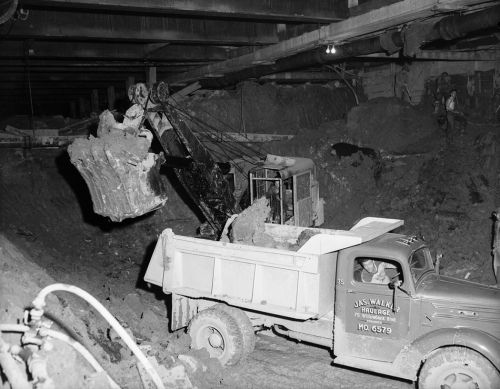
[1,0,499,115]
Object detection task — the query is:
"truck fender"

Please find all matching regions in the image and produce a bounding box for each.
[402,327,500,373]
[171,294,217,331]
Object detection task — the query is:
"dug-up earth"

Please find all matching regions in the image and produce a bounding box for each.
[0,95,499,389]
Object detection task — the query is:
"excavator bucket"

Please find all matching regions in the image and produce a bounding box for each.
[68,109,168,222]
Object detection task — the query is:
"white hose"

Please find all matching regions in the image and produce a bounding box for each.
[0,324,120,389]
[0,325,30,333]
[41,329,120,389]
[0,325,120,388]
[32,284,165,389]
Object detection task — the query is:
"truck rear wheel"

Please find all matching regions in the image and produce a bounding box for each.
[187,308,243,366]
[213,303,255,359]
[419,347,500,389]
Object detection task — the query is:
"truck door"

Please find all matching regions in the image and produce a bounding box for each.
[334,253,412,362]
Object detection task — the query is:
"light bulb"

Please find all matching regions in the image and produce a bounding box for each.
[326,45,331,54]
[331,45,336,54]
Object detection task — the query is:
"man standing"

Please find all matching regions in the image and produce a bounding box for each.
[394,65,410,102]
[435,72,451,110]
[445,89,467,144]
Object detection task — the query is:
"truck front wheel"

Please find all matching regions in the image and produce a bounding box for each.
[419,347,500,389]
[188,308,244,366]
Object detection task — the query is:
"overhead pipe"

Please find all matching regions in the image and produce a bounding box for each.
[199,5,500,88]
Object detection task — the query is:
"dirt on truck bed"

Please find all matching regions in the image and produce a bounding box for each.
[0,92,499,388]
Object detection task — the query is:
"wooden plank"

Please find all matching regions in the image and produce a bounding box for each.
[195,132,295,143]
[167,0,490,85]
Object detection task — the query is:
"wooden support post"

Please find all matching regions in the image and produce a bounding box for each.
[107,86,115,111]
[70,102,76,119]
[78,97,86,118]
[147,67,157,84]
[91,90,99,114]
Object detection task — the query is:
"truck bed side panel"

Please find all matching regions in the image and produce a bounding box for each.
[160,229,337,319]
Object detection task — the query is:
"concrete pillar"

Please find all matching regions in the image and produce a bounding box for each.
[70,102,76,119]
[147,67,157,84]
[91,90,99,114]
[107,86,115,111]
[78,97,86,118]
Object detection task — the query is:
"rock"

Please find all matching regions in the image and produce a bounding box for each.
[230,197,270,245]
[124,293,144,318]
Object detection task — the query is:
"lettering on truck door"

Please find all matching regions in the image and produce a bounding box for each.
[335,253,411,362]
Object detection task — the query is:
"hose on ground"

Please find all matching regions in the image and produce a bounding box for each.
[31,283,165,389]
[0,330,31,389]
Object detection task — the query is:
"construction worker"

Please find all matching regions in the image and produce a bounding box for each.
[356,259,397,284]
[445,89,467,144]
[394,65,410,102]
[435,72,452,111]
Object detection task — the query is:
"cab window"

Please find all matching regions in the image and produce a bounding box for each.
[353,257,403,285]
[408,247,433,283]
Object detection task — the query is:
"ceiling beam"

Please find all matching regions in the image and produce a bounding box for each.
[0,41,231,61]
[166,0,493,84]
[260,71,357,81]
[0,61,202,71]
[21,0,348,23]
[363,49,498,61]
[2,9,278,45]
[3,81,127,89]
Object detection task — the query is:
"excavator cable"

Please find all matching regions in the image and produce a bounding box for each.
[166,99,265,161]
[166,97,269,159]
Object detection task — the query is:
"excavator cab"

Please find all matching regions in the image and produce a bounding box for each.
[248,156,324,227]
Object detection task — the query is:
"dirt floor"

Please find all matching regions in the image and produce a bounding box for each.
[1,89,499,388]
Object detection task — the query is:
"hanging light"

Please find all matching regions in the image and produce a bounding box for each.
[325,44,336,54]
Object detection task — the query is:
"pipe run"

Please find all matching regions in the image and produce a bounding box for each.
[199,5,500,88]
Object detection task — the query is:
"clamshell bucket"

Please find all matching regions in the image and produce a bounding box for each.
[67,109,168,222]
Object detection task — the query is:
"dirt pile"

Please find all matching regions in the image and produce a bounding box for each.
[263,98,499,284]
[0,233,224,389]
[184,82,357,136]
[230,197,271,246]
[344,97,438,153]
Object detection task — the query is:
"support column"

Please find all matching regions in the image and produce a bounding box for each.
[78,97,86,118]
[91,90,99,114]
[147,67,157,84]
[107,86,115,111]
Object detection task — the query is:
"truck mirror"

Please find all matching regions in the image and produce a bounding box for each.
[435,252,442,276]
[388,278,400,290]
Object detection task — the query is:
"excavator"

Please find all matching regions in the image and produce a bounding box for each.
[68,82,324,237]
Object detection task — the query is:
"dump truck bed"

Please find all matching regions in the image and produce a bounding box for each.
[145,217,403,320]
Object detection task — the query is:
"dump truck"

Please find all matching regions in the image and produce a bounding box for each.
[144,217,500,388]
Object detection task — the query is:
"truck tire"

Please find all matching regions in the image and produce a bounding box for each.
[213,303,256,359]
[187,308,244,367]
[419,347,500,389]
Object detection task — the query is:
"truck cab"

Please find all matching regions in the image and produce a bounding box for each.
[334,234,500,386]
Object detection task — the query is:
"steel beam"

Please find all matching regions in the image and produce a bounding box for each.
[21,0,348,23]
[167,0,493,84]
[3,81,126,89]
[0,41,230,61]
[2,9,279,45]
[362,49,498,61]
